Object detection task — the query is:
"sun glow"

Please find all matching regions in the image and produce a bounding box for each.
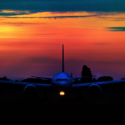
[0,25,15,32]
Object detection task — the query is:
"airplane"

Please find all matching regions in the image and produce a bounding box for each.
[0,44,125,101]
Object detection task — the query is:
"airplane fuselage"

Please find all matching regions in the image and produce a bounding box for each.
[51,72,73,91]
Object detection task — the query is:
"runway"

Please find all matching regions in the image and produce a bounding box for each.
[1,84,125,124]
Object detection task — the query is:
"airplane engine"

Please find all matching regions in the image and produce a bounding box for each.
[23,84,37,97]
[88,84,102,96]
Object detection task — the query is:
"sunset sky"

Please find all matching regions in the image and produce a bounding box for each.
[0,0,125,80]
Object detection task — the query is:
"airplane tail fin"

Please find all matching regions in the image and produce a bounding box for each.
[62,44,64,72]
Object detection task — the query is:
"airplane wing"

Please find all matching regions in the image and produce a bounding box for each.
[0,80,52,87]
[73,75,96,80]
[0,80,52,100]
[72,79,125,88]
[31,76,52,80]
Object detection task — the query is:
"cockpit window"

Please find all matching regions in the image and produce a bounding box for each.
[56,79,68,81]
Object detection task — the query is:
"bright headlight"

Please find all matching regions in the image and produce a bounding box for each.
[59,91,65,96]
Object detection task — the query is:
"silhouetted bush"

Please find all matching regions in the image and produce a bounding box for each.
[81,65,92,83]
[15,80,19,82]
[92,78,96,82]
[120,78,125,86]
[71,73,73,78]
[0,76,10,81]
[121,78,125,80]
[73,78,81,84]
[97,76,113,82]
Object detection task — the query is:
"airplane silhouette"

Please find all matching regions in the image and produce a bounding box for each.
[0,44,125,100]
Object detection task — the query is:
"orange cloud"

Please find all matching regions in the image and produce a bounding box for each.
[1,10,30,14]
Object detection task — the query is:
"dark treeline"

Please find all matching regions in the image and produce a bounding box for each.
[73,65,114,83]
[81,65,113,83]
[1,64,124,83]
[0,76,11,81]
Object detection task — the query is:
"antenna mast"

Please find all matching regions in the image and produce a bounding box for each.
[62,44,64,72]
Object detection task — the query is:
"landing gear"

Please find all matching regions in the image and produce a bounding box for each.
[42,96,48,101]
[77,95,83,101]
[59,96,65,102]
[77,89,83,101]
[42,89,48,101]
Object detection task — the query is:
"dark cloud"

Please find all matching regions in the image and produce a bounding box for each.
[26,56,61,64]
[2,22,46,25]
[112,18,125,21]
[26,56,125,65]
[106,27,125,31]
[2,15,96,18]
[96,60,125,65]
[0,12,29,16]
[66,58,125,65]
[93,43,111,45]
[0,0,125,13]
[36,34,58,36]
[96,16,125,21]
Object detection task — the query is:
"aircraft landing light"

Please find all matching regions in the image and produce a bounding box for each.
[59,91,65,96]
